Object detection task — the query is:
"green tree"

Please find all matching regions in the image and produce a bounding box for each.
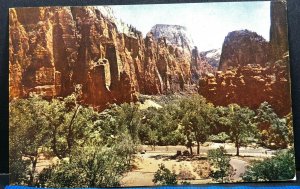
[179,95,216,155]
[46,134,135,187]
[112,103,141,142]
[224,104,256,156]
[47,94,99,159]
[255,102,289,149]
[285,113,294,146]
[208,147,233,183]
[9,94,51,185]
[139,106,183,147]
[243,149,296,182]
[153,164,177,185]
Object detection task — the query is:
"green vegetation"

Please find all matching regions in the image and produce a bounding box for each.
[208,132,230,143]
[153,164,177,185]
[9,92,294,186]
[45,139,134,187]
[255,102,291,149]
[179,95,217,155]
[224,104,256,156]
[208,147,233,183]
[9,92,135,187]
[243,149,295,182]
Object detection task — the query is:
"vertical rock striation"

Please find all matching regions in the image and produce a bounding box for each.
[9,7,200,110]
[199,2,291,117]
[270,0,288,59]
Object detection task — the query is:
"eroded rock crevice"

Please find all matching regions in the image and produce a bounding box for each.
[9,6,200,110]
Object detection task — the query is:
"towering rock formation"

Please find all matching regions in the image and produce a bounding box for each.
[199,1,291,117]
[199,53,291,117]
[150,24,194,52]
[150,24,214,84]
[9,7,197,110]
[218,30,271,71]
[270,0,288,59]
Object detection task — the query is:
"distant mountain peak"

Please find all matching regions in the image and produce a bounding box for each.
[200,48,221,69]
[149,24,194,51]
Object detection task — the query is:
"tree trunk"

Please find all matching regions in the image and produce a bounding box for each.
[189,146,193,155]
[52,124,64,159]
[197,141,200,155]
[67,105,80,155]
[236,140,240,156]
[29,155,38,186]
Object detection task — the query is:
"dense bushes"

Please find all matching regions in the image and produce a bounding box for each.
[152,164,177,185]
[9,92,293,186]
[242,149,295,182]
[208,147,233,183]
[9,93,136,187]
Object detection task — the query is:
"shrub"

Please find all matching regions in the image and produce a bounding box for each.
[192,161,211,179]
[153,164,177,185]
[242,149,296,182]
[208,147,233,183]
[208,132,230,143]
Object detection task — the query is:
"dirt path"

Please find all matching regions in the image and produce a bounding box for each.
[121,152,211,186]
[121,144,263,186]
[34,143,270,186]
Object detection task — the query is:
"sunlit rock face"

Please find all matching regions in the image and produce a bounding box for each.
[199,53,291,117]
[199,2,291,117]
[9,3,291,114]
[9,7,201,110]
[150,24,194,51]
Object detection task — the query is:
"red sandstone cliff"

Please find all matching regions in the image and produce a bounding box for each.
[9,7,195,110]
[150,24,214,85]
[9,3,291,116]
[199,1,291,117]
[199,53,291,117]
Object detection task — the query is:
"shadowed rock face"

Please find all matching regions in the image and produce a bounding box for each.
[150,24,214,85]
[9,7,196,110]
[199,1,291,117]
[218,30,271,71]
[270,0,288,59]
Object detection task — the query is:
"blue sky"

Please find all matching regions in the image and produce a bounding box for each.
[108,1,270,51]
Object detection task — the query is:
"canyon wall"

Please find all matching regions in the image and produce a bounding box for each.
[9,7,195,110]
[200,1,291,116]
[218,30,271,71]
[270,0,289,59]
[9,2,291,116]
[199,53,291,117]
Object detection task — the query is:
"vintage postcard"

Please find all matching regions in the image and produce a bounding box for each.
[9,0,295,187]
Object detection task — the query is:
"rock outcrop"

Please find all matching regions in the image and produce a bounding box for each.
[199,53,291,117]
[9,2,291,116]
[270,0,288,59]
[150,24,194,52]
[199,2,291,117]
[9,7,195,110]
[200,48,221,69]
[218,30,271,71]
[150,24,214,84]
